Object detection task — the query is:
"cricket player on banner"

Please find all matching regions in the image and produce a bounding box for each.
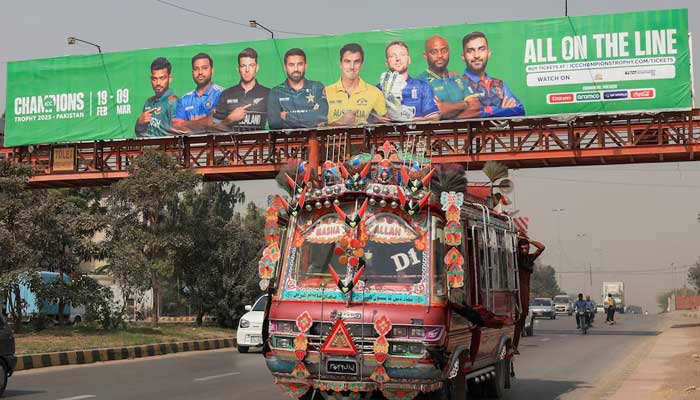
[378,40,440,122]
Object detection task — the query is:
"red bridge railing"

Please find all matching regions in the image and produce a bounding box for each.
[1,110,699,188]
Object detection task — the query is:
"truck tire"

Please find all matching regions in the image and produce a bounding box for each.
[482,359,509,398]
[237,345,249,353]
[0,361,7,397]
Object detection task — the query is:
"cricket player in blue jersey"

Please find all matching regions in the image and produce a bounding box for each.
[267,48,328,129]
[461,32,525,118]
[378,40,439,122]
[172,52,223,134]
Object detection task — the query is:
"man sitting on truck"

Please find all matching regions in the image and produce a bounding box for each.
[512,236,545,354]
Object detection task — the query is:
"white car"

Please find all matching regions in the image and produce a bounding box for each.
[236,295,267,353]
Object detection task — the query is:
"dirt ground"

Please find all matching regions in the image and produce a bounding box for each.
[653,318,700,400]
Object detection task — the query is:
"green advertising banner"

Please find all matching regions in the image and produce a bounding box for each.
[4,8,690,146]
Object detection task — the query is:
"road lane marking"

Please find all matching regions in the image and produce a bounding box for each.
[540,338,551,342]
[56,396,97,400]
[194,372,241,382]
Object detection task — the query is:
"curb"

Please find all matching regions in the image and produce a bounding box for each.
[15,337,236,371]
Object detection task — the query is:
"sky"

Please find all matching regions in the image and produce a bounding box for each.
[2,0,700,312]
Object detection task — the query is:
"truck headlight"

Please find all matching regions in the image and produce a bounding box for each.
[390,343,408,355]
[391,326,408,337]
[409,327,425,338]
[275,337,292,348]
[239,318,250,329]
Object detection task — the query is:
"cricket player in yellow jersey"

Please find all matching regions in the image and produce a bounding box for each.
[326,43,387,126]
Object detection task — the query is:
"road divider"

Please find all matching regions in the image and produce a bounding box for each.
[15,337,236,371]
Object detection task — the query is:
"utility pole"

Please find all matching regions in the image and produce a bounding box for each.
[670,262,676,312]
[552,208,566,288]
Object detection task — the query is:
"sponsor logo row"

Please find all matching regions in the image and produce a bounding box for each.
[547,88,655,104]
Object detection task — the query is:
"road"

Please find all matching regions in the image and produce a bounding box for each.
[4,313,662,400]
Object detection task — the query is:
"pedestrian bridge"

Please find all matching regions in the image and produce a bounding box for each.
[2,110,699,188]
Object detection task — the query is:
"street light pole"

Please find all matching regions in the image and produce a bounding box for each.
[67,36,102,53]
[576,233,593,294]
[552,208,566,287]
[249,20,274,39]
[67,36,125,134]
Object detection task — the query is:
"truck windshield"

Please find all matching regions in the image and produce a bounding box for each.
[292,213,423,285]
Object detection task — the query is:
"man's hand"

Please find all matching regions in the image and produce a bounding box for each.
[224,104,251,124]
[334,110,356,126]
[455,94,482,119]
[380,71,412,121]
[434,96,444,114]
[466,94,481,112]
[501,97,517,108]
[138,108,155,125]
[280,111,287,121]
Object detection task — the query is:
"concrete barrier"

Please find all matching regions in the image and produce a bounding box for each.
[15,337,236,371]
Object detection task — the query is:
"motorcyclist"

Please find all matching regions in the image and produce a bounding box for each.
[585,295,596,324]
[573,293,591,329]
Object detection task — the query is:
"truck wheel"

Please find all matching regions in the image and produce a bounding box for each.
[467,379,484,398]
[483,359,509,398]
[73,315,82,324]
[237,345,249,353]
[0,361,7,397]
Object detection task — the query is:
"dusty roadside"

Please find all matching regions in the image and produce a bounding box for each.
[604,312,700,400]
[651,315,700,400]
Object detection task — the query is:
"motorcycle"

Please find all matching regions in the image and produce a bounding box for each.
[577,310,592,335]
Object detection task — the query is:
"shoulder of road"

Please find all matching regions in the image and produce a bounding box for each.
[604,311,700,400]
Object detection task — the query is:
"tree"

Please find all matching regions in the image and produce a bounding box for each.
[25,188,106,327]
[688,260,700,292]
[0,160,37,330]
[213,202,266,327]
[530,263,561,299]
[105,150,200,324]
[170,182,246,326]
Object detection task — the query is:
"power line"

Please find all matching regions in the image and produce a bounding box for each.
[154,0,318,36]
[518,175,700,189]
[584,167,700,173]
[556,264,694,274]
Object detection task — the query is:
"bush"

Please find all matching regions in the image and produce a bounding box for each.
[30,313,51,331]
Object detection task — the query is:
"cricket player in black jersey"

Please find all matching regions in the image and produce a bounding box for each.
[213,48,270,132]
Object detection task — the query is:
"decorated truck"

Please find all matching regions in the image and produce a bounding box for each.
[258,141,521,400]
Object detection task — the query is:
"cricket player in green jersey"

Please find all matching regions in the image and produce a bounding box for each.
[135,57,178,137]
[267,48,328,129]
[417,35,480,120]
